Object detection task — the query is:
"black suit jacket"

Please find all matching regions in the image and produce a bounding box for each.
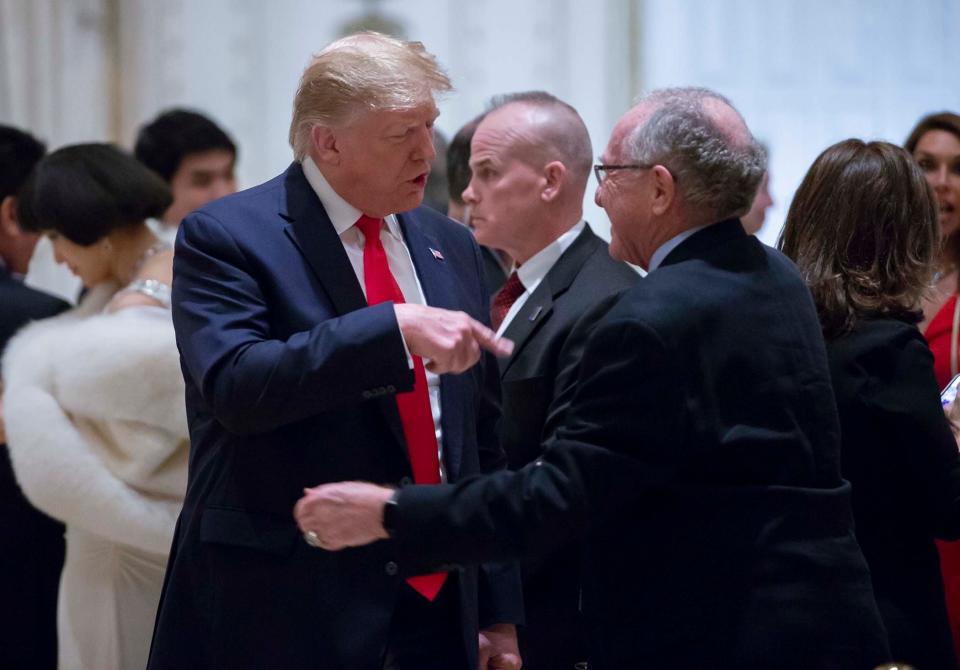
[147,164,522,670]
[0,267,69,670]
[498,224,637,669]
[392,220,890,669]
[828,317,960,670]
[499,224,638,467]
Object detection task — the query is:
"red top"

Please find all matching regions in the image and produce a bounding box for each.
[923,293,960,662]
[925,294,959,389]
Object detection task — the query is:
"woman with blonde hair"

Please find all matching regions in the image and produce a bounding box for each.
[2,143,189,670]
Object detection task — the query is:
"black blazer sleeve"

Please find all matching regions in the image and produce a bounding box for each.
[392,313,679,571]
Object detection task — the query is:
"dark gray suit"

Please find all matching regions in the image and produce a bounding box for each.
[497,224,637,669]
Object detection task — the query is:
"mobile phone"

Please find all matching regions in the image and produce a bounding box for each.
[942,373,960,407]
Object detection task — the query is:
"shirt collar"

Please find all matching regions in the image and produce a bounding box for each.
[302,157,403,240]
[515,220,585,290]
[647,223,711,273]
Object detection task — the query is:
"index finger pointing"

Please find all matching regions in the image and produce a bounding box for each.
[471,320,514,358]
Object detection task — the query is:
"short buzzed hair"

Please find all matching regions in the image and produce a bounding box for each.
[626,87,766,220]
[485,91,593,186]
[289,32,452,161]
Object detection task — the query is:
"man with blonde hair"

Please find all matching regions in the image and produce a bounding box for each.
[147,33,522,670]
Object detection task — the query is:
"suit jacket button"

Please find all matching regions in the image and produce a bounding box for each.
[385,561,399,576]
[386,385,396,393]
[399,476,412,487]
[362,390,373,399]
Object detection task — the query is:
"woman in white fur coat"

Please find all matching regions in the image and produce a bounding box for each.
[1,144,188,670]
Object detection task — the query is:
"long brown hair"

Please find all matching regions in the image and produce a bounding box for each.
[779,139,939,337]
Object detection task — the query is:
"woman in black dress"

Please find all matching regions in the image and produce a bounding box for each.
[780,138,960,670]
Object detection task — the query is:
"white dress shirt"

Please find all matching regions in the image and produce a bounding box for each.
[495,221,586,337]
[302,158,445,479]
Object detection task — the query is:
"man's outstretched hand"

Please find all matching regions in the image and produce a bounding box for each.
[294,482,394,550]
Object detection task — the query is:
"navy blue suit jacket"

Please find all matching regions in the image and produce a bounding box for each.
[147,163,521,670]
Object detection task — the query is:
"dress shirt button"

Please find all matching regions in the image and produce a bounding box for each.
[385,561,399,576]
[399,476,412,487]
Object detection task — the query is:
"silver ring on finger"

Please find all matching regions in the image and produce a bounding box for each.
[304,530,322,548]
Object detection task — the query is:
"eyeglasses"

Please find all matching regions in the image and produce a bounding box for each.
[593,163,677,185]
[594,163,652,184]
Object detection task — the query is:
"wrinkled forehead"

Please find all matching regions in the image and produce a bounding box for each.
[605,105,652,159]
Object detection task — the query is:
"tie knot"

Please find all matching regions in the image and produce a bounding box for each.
[356,215,383,242]
[490,271,525,331]
[500,271,524,300]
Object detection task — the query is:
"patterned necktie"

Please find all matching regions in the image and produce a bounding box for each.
[355,214,447,601]
[491,270,525,331]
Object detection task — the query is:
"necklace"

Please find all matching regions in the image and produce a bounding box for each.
[131,239,171,278]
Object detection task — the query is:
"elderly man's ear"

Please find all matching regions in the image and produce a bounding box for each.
[310,126,341,166]
[540,161,566,202]
[649,165,676,216]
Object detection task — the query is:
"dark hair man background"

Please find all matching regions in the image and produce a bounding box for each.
[134,108,237,242]
[0,124,69,670]
[296,87,893,670]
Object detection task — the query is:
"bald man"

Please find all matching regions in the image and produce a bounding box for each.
[459,91,637,668]
[296,87,890,669]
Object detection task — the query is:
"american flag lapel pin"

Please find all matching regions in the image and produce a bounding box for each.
[429,247,445,261]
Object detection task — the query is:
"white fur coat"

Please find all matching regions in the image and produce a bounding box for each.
[2,284,188,555]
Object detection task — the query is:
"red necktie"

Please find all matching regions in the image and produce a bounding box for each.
[491,270,525,331]
[356,215,447,601]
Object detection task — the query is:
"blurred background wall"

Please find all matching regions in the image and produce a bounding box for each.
[1,0,958,245]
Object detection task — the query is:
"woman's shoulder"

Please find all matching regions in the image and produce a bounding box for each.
[109,248,174,312]
[832,317,924,355]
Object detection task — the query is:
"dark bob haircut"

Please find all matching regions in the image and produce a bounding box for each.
[904,111,960,153]
[18,143,172,246]
[0,125,46,201]
[779,139,938,337]
[134,108,237,182]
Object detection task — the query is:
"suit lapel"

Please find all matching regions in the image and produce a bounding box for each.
[397,210,467,480]
[500,226,601,377]
[280,164,367,316]
[397,211,458,311]
[279,163,408,454]
[500,283,553,376]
